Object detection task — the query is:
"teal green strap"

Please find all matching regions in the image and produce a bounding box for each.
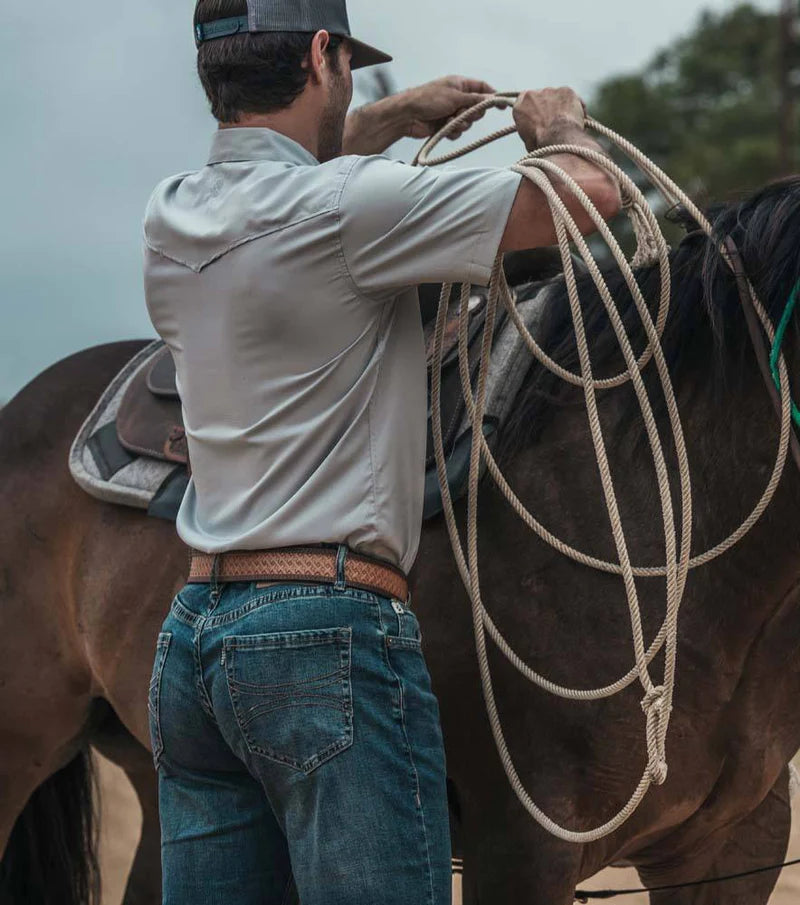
[195,16,249,45]
[769,280,800,428]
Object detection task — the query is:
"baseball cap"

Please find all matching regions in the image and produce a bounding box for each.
[194,0,393,70]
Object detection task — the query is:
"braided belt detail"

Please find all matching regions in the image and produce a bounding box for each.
[188,547,409,602]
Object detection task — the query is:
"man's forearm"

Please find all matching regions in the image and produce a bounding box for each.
[342,95,410,156]
[536,119,621,217]
[342,76,496,156]
[501,98,622,252]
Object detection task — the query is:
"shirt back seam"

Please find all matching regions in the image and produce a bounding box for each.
[143,206,338,273]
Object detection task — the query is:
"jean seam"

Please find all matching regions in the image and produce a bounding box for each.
[223,626,353,651]
[386,635,423,651]
[379,605,435,905]
[279,874,295,905]
[178,586,385,629]
[170,597,202,628]
[148,632,172,769]
[193,588,225,719]
[193,618,215,718]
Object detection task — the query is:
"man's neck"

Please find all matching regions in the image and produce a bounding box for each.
[219,108,319,159]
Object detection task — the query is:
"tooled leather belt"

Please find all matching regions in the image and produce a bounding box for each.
[187,545,409,602]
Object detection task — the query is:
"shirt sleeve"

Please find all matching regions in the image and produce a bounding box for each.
[337,155,522,301]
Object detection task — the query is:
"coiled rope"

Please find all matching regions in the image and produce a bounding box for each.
[415,94,794,842]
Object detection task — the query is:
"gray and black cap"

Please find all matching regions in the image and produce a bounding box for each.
[194,0,392,70]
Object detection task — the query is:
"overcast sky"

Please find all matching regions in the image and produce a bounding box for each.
[0,0,772,401]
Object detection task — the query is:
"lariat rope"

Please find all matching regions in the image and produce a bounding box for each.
[415,94,794,842]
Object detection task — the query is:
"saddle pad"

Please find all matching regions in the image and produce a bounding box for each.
[421,282,555,519]
[68,340,190,520]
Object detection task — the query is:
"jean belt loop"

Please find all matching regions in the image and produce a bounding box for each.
[334,545,348,592]
[210,553,221,598]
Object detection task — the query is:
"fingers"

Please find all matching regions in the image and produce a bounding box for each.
[460,77,497,95]
[446,113,484,139]
[466,92,493,109]
[444,74,497,96]
[512,87,586,122]
[511,86,587,150]
[446,125,472,140]
[408,77,497,142]
[454,96,489,121]
[441,88,499,140]
[455,91,494,116]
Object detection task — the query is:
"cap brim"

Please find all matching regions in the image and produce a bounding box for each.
[346,36,392,70]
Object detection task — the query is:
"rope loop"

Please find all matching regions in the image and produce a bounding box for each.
[421,94,794,843]
[413,92,518,167]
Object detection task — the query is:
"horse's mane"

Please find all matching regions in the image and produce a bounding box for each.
[500,176,800,456]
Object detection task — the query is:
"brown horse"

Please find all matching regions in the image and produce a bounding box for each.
[1,177,799,905]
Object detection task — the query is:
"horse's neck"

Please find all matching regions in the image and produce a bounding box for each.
[494,346,800,630]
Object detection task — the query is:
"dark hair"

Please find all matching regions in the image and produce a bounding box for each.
[194,0,342,122]
[499,177,800,459]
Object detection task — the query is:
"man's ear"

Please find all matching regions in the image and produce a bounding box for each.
[307,30,331,86]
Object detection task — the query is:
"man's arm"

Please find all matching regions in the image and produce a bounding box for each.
[342,75,495,157]
[500,88,622,251]
[337,87,621,300]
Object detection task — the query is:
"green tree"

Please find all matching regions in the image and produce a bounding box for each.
[591,3,799,203]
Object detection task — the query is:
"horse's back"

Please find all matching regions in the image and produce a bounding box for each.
[1,340,151,463]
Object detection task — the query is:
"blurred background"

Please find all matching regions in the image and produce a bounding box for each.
[2,2,800,901]
[0,0,794,406]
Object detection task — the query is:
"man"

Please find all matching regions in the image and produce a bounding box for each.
[142,1,620,903]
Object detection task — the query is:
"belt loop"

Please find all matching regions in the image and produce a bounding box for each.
[210,553,221,597]
[334,545,348,592]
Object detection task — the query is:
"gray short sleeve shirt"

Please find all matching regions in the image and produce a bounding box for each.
[143,128,521,572]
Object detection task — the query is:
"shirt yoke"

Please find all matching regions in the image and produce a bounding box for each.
[143,154,359,274]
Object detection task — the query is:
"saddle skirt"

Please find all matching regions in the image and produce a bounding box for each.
[69,282,555,524]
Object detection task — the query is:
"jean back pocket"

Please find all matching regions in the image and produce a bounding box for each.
[223,627,353,775]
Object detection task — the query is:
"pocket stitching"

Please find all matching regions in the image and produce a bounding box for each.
[225,627,353,774]
[224,627,352,651]
[227,665,345,692]
[386,635,423,651]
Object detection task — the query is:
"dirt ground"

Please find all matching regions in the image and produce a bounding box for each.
[97,754,800,905]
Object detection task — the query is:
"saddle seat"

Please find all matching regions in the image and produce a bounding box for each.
[116,349,188,466]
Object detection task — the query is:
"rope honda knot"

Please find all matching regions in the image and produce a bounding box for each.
[641,686,670,785]
[641,686,666,715]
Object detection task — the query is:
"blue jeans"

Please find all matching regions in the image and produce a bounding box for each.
[148,570,452,905]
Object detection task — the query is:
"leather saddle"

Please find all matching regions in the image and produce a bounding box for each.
[116,349,188,467]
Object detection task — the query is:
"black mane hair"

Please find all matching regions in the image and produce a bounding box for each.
[500,176,800,457]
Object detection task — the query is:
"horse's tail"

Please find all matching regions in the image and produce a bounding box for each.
[0,750,101,905]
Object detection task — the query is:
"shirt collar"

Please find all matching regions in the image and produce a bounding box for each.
[208,128,319,167]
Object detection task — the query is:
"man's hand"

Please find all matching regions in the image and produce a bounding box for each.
[512,87,587,152]
[500,86,622,252]
[342,75,495,157]
[401,76,496,140]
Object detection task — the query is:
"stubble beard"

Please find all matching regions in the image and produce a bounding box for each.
[317,70,351,163]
